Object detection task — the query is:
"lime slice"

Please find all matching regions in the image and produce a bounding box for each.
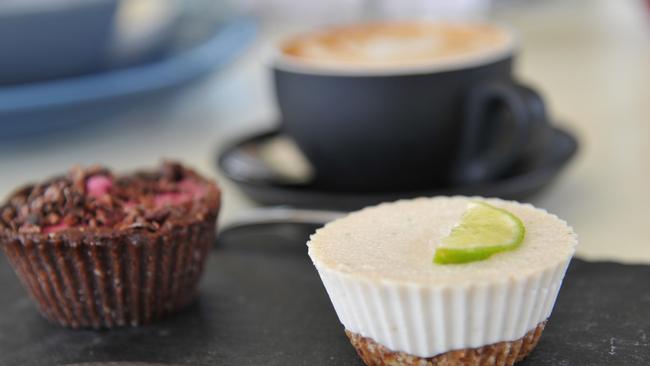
[433,201,525,264]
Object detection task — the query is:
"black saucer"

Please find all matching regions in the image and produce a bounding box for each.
[218,127,578,211]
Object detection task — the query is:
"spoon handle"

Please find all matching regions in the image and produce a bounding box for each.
[220,207,345,233]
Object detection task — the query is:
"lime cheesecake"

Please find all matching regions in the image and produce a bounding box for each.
[307,196,577,365]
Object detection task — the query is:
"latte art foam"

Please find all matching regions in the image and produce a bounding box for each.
[280,22,513,71]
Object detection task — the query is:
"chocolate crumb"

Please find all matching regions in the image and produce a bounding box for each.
[0,162,216,234]
[25,213,40,225]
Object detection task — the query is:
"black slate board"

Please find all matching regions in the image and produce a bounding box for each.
[0,222,648,365]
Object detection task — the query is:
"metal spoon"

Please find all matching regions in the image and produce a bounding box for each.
[220,206,345,234]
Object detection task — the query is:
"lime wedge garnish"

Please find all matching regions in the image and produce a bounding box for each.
[433,201,525,264]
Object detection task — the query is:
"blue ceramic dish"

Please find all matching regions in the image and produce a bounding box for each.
[0,0,118,85]
[0,17,256,139]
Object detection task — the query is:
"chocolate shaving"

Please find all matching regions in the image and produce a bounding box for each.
[0,161,214,234]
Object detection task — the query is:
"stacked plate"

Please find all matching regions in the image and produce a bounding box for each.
[0,0,256,139]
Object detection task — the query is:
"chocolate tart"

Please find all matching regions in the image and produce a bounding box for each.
[0,162,220,328]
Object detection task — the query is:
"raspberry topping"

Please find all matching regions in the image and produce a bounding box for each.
[0,162,217,234]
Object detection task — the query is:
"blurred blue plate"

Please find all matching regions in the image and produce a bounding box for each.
[0,17,256,139]
[0,0,118,84]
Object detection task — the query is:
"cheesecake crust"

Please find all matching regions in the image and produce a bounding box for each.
[346,321,546,366]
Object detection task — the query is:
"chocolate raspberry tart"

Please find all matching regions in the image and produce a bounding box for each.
[0,162,220,328]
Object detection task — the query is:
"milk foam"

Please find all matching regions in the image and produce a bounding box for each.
[279,22,514,73]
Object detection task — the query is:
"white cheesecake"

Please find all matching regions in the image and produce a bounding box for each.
[307,197,577,365]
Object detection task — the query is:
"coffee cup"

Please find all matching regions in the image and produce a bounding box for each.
[272,22,552,192]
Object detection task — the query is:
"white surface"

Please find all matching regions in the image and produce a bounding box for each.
[307,197,576,285]
[0,0,649,263]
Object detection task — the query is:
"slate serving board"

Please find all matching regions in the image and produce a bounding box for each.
[0,222,648,365]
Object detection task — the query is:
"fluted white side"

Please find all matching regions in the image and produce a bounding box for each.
[313,257,572,358]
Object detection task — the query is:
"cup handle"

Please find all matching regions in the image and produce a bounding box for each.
[451,80,548,185]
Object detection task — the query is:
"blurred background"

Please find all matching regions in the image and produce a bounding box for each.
[0,0,648,263]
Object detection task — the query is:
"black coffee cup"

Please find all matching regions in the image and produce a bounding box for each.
[272,23,552,192]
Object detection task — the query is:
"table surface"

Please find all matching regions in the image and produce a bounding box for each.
[1,0,649,263]
[1,223,648,365]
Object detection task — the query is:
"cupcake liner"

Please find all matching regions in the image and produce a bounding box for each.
[1,221,215,329]
[313,256,572,358]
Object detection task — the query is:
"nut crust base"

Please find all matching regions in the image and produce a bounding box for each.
[346,321,546,366]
